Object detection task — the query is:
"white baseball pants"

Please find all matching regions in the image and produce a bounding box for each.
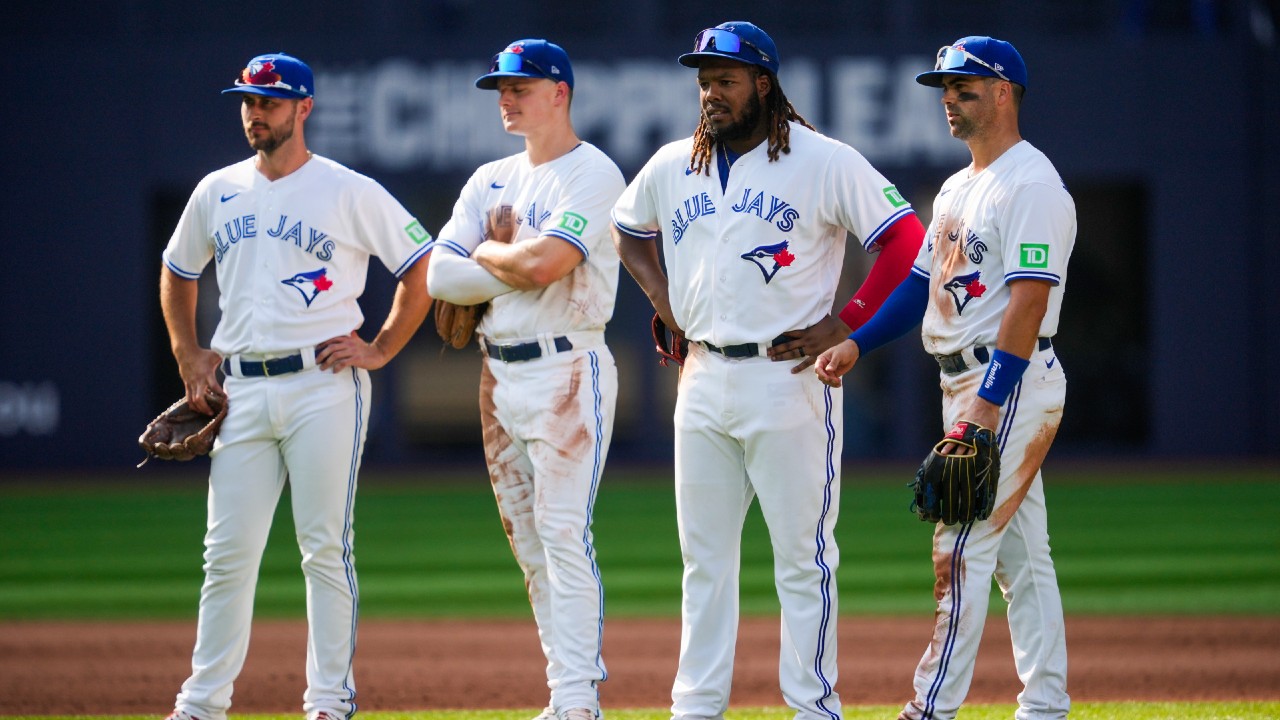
[900,344,1069,720]
[480,347,616,715]
[671,346,843,720]
[175,366,370,720]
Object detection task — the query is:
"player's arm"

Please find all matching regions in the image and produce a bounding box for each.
[613,224,678,333]
[159,266,223,413]
[771,213,925,373]
[953,278,1051,429]
[471,234,583,290]
[317,256,432,373]
[426,247,517,304]
[815,271,928,388]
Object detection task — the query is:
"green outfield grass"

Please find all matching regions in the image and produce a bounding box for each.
[1,466,1276,619]
[9,703,1280,719]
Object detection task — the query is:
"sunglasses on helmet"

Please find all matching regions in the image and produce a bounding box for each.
[691,28,773,67]
[934,45,1010,82]
[489,51,552,80]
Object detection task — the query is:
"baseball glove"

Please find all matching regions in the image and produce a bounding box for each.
[435,299,488,349]
[651,312,689,367]
[911,421,1001,525]
[137,391,228,467]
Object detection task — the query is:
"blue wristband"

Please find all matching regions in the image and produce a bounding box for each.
[976,349,1030,406]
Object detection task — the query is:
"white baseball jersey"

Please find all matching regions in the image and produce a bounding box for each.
[612,122,915,346]
[613,121,918,720]
[898,139,1076,720]
[432,142,625,340]
[164,154,433,355]
[913,140,1076,355]
[432,140,625,716]
[163,153,429,720]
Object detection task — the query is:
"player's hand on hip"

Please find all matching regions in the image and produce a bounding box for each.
[317,330,387,373]
[767,314,852,374]
[177,347,225,414]
[815,339,861,388]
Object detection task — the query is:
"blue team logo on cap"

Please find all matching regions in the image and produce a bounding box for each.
[740,241,795,284]
[282,268,333,307]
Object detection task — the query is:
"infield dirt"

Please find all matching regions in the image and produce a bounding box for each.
[3,616,1278,714]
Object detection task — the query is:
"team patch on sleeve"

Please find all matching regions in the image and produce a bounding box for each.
[558,211,589,237]
[1018,243,1049,269]
[404,219,431,244]
[883,186,908,208]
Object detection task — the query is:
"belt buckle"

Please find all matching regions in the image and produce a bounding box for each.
[262,359,272,377]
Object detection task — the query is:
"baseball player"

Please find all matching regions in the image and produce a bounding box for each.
[424,39,625,720]
[816,36,1076,720]
[610,22,924,720]
[159,52,432,720]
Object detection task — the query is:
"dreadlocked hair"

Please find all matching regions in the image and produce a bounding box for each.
[688,69,816,176]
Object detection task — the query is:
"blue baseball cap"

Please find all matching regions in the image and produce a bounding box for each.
[223,52,314,99]
[678,21,780,75]
[476,39,574,90]
[916,36,1027,89]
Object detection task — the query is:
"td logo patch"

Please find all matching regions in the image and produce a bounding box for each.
[404,219,431,245]
[558,211,588,237]
[883,186,908,208]
[1019,243,1049,269]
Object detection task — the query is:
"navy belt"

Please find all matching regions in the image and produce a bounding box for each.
[700,334,791,359]
[485,336,573,363]
[223,353,306,378]
[936,337,1052,375]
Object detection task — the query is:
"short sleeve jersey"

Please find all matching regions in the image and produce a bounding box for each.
[611,122,915,346]
[911,140,1076,355]
[432,142,626,340]
[163,154,432,356]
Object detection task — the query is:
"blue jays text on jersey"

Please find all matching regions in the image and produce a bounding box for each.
[669,187,800,244]
[213,213,336,263]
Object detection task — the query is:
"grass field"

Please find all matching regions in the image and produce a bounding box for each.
[2,466,1277,619]
[2,465,1277,719]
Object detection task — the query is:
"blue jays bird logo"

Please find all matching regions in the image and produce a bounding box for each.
[282,269,333,307]
[740,241,796,284]
[943,271,987,314]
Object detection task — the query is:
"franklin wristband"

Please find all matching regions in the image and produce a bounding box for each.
[976,349,1030,406]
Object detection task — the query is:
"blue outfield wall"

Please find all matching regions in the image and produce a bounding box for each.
[1,5,1278,470]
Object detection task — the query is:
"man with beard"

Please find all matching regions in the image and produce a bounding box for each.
[817,36,1075,720]
[610,21,924,720]
[158,51,432,720]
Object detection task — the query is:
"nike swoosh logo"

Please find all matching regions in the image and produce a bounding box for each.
[220,192,241,203]
[490,182,505,189]
[1046,357,1056,369]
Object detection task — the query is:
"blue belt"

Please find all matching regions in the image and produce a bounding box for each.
[936,337,1052,375]
[700,334,791,359]
[485,336,573,363]
[223,353,306,377]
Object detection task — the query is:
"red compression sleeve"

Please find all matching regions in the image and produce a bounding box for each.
[838,214,926,331]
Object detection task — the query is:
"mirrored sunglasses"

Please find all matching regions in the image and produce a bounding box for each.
[692,28,772,66]
[489,51,551,79]
[934,45,1010,82]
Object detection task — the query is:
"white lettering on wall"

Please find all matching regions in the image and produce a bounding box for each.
[309,56,966,172]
